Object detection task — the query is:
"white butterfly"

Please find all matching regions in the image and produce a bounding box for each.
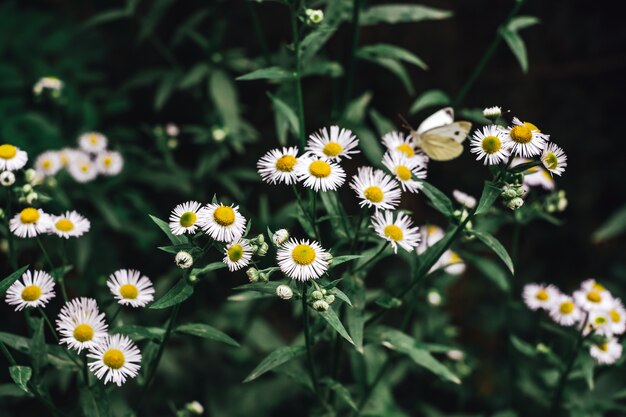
[403,107,472,161]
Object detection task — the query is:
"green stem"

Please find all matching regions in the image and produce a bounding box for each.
[245,0,271,65]
[82,351,90,386]
[290,2,306,150]
[301,283,320,395]
[343,0,363,110]
[353,242,389,274]
[452,0,527,107]
[37,236,68,301]
[109,305,123,324]
[5,188,17,269]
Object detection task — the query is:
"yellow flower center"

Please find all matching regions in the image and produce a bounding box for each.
[179,212,197,227]
[481,135,502,153]
[89,134,99,145]
[592,282,605,291]
[535,289,549,301]
[80,164,90,173]
[364,186,384,203]
[213,206,235,226]
[323,142,343,157]
[544,152,558,170]
[523,121,540,132]
[292,244,316,265]
[42,160,52,169]
[510,125,532,144]
[275,155,296,172]
[119,284,139,299]
[73,324,94,342]
[383,225,403,241]
[594,316,607,326]
[309,160,331,178]
[102,349,125,370]
[449,251,462,264]
[55,219,74,232]
[599,342,609,352]
[21,285,42,302]
[19,208,40,224]
[426,225,440,235]
[586,291,602,303]
[227,244,244,262]
[396,165,412,181]
[396,144,414,157]
[559,301,574,314]
[610,309,621,323]
[0,144,17,159]
[103,156,113,167]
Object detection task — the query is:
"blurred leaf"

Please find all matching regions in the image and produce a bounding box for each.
[420,181,454,217]
[302,60,344,78]
[243,346,306,383]
[508,15,540,32]
[409,89,450,115]
[237,67,292,81]
[30,318,46,375]
[0,265,29,295]
[346,281,365,353]
[138,0,174,42]
[80,0,137,29]
[320,378,358,410]
[344,91,372,123]
[150,279,194,309]
[354,127,384,167]
[475,181,502,215]
[330,255,362,268]
[233,280,282,296]
[500,28,529,73]
[462,253,509,292]
[580,354,595,390]
[369,109,396,136]
[357,43,427,70]
[209,69,242,133]
[592,205,626,242]
[154,72,180,111]
[375,294,403,309]
[79,384,111,417]
[113,325,165,341]
[510,335,536,357]
[268,93,299,137]
[9,366,31,393]
[319,307,355,346]
[472,230,515,274]
[360,4,452,25]
[357,55,414,95]
[179,63,211,89]
[0,383,31,398]
[175,323,240,347]
[149,215,188,246]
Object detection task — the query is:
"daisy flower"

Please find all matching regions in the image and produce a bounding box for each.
[88,334,141,386]
[0,144,28,171]
[9,207,52,238]
[350,166,401,211]
[56,297,108,353]
[590,338,623,365]
[169,201,203,235]
[512,158,555,191]
[276,238,330,282]
[58,148,82,167]
[608,299,626,335]
[501,117,549,157]
[452,190,476,209]
[549,294,582,326]
[35,151,62,177]
[522,283,559,311]
[5,270,55,311]
[198,203,247,242]
[107,269,155,308]
[573,282,613,312]
[442,250,466,275]
[382,151,426,193]
[371,211,420,253]
[541,143,567,176]
[49,211,91,238]
[223,239,253,271]
[416,225,445,255]
[295,156,346,192]
[470,125,510,165]
[306,126,359,161]
[68,152,98,183]
[382,131,417,158]
[95,151,123,176]
[586,309,613,336]
[79,132,108,154]
[256,147,300,185]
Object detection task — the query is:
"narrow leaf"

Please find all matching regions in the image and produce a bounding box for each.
[472,230,515,274]
[360,5,452,25]
[149,215,187,245]
[150,280,194,309]
[409,89,450,115]
[243,346,306,383]
[319,307,355,346]
[420,181,454,216]
[0,265,29,295]
[236,67,293,81]
[500,28,529,73]
[357,43,427,70]
[475,181,502,215]
[9,366,31,393]
[175,323,239,347]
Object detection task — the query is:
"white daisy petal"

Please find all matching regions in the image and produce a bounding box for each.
[0,144,28,171]
[169,201,203,235]
[198,203,246,242]
[35,151,62,177]
[541,143,567,176]
[295,156,346,192]
[88,334,142,386]
[350,166,401,211]
[522,283,559,311]
[452,190,476,209]
[470,125,510,165]
[223,239,253,271]
[79,132,108,154]
[371,211,420,253]
[256,147,300,185]
[68,151,98,183]
[276,238,330,282]
[501,117,549,158]
[107,269,155,308]
[382,151,426,193]
[590,337,623,365]
[5,270,56,311]
[549,294,582,326]
[9,207,52,238]
[306,126,359,161]
[49,211,91,239]
[56,297,108,353]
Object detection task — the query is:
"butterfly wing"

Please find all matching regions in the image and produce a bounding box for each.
[416,107,454,134]
[423,121,472,143]
[419,135,464,161]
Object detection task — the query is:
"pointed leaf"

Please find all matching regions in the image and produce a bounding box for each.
[472,230,515,274]
[475,181,502,215]
[360,5,452,25]
[149,215,188,245]
[150,280,194,309]
[319,307,355,346]
[409,89,450,115]
[420,181,454,216]
[175,323,239,347]
[236,67,292,81]
[9,366,31,393]
[243,346,306,383]
[500,28,529,73]
[357,43,427,70]
[0,265,29,295]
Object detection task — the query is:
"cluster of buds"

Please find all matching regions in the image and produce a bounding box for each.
[249,234,269,256]
[246,266,277,283]
[311,287,335,312]
[545,190,568,213]
[154,123,180,149]
[501,172,526,210]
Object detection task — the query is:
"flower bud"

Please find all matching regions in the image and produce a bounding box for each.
[502,185,517,199]
[212,127,227,142]
[482,106,502,119]
[276,284,293,300]
[257,242,269,257]
[187,274,199,284]
[26,192,38,205]
[272,229,290,246]
[24,169,37,183]
[175,251,193,269]
[0,208,4,219]
[427,290,442,306]
[312,290,323,300]
[246,267,259,283]
[165,123,180,137]
[185,401,204,415]
[312,300,329,311]
[324,294,335,304]
[0,171,15,187]
[506,197,524,210]
[258,272,269,282]
[167,138,178,149]
[305,9,324,24]
[22,184,32,193]
[447,349,465,361]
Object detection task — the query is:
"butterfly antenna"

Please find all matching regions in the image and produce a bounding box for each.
[397,114,412,131]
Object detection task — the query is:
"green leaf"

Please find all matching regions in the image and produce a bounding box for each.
[179,63,211,89]
[236,67,293,81]
[302,60,344,78]
[500,28,529,73]
[592,205,626,243]
[154,72,179,111]
[475,181,502,215]
[471,230,515,274]
[190,261,227,278]
[409,89,450,115]
[510,335,537,357]
[268,93,300,138]
[0,383,31,398]
[508,15,540,32]
[9,366,31,393]
[360,4,452,25]
[580,355,595,391]
[320,378,358,411]
[232,280,281,296]
[319,307,355,346]
[420,181,454,217]
[352,127,384,167]
[149,215,188,245]
[79,384,111,417]
[357,55,414,95]
[150,280,194,309]
[0,265,29,295]
[346,281,365,353]
[344,91,373,124]
[29,318,46,375]
[369,109,396,137]
[175,323,240,347]
[243,346,306,383]
[330,255,361,269]
[357,44,427,70]
[209,70,241,133]
[113,325,165,341]
[462,253,510,292]
[375,294,403,309]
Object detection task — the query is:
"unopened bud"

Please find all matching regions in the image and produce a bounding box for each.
[257,242,269,256]
[482,106,502,119]
[312,290,323,300]
[246,267,259,283]
[0,171,15,187]
[26,192,38,204]
[24,169,37,183]
[324,294,335,304]
[272,229,290,246]
[185,401,204,415]
[305,9,324,24]
[175,251,193,269]
[276,284,293,300]
[312,300,329,311]
[506,197,524,210]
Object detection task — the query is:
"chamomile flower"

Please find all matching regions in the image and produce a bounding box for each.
[350,166,401,211]
[107,269,154,308]
[256,147,300,185]
[522,283,559,311]
[169,201,203,235]
[573,281,614,312]
[79,132,108,154]
[56,297,108,353]
[0,144,28,171]
[198,203,247,242]
[608,299,626,335]
[95,151,123,176]
[88,334,142,386]
[371,211,420,253]
[470,125,510,165]
[295,157,346,192]
[590,337,623,365]
[382,131,417,158]
[416,225,444,255]
[5,270,55,311]
[382,151,426,193]
[223,239,253,271]
[306,126,359,161]
[35,151,62,177]
[68,153,98,183]
[549,294,582,326]
[58,148,81,167]
[586,309,613,336]
[452,190,476,209]
[501,117,549,157]
[540,143,567,176]
[442,251,466,275]
[9,207,52,238]
[49,211,91,238]
[276,238,330,282]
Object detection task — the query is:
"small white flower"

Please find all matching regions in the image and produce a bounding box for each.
[370,211,420,253]
[276,284,293,300]
[33,77,63,96]
[256,147,300,185]
[56,297,108,353]
[5,270,55,311]
[9,207,52,238]
[608,298,626,335]
[427,290,442,306]
[305,8,324,24]
[441,250,466,275]
[573,281,614,312]
[276,238,330,282]
[470,125,510,165]
[306,126,359,161]
[95,151,123,176]
[452,190,476,209]
[87,334,142,386]
[482,106,502,118]
[166,123,179,137]
[501,117,549,158]
[107,269,155,308]
[416,224,444,255]
[586,309,613,336]
[175,251,193,269]
[382,151,426,193]
[0,144,28,171]
[350,166,401,211]
[272,229,290,246]
[312,300,329,311]
[512,158,555,191]
[447,350,465,361]
[522,283,559,311]
[49,211,91,238]
[67,152,98,183]
[549,295,582,326]
[223,239,253,271]
[186,401,204,415]
[78,132,108,154]
[169,201,202,235]
[295,156,346,192]
[590,337,623,365]
[0,171,15,186]
[198,203,247,242]
[382,131,417,158]
[35,151,62,177]
[58,148,82,167]
[541,143,567,176]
